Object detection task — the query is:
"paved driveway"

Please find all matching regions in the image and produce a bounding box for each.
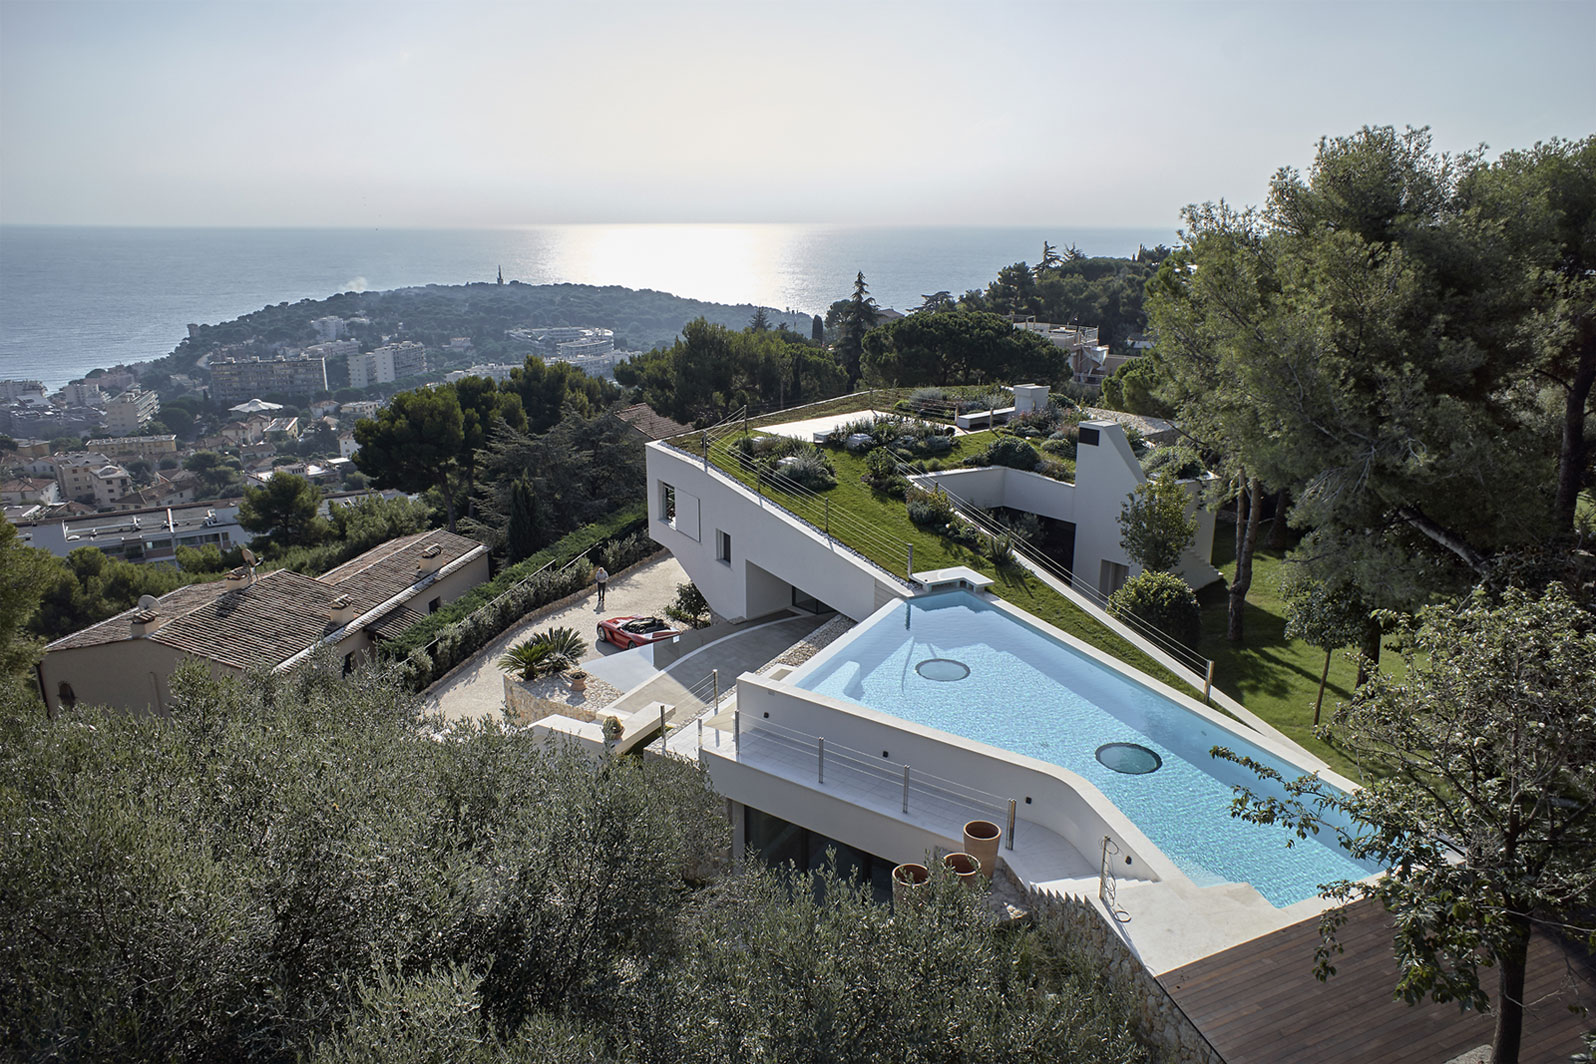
[425,553,689,722]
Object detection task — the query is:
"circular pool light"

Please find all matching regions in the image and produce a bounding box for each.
[1096,742,1162,775]
[915,657,970,682]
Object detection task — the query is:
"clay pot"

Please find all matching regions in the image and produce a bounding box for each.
[891,862,929,911]
[943,851,981,889]
[963,819,1001,881]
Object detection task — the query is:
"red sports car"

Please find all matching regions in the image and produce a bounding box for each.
[597,615,678,649]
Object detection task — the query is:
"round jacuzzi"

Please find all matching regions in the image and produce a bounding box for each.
[1095,742,1162,775]
[915,658,970,682]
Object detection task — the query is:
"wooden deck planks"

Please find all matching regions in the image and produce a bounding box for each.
[1159,899,1595,1064]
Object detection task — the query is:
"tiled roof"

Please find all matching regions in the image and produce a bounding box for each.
[45,529,486,668]
[614,403,692,441]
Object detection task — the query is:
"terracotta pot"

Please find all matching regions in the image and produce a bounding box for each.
[569,673,588,693]
[943,851,981,889]
[963,819,1001,881]
[891,862,929,911]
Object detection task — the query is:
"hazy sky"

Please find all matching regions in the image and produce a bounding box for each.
[2,0,1590,229]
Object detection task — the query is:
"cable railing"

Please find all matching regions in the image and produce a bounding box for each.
[717,712,1020,849]
[696,430,918,585]
[930,481,1212,679]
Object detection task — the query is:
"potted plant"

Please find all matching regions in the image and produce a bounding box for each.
[943,852,981,890]
[601,714,624,755]
[963,820,1002,881]
[891,862,928,911]
[568,669,589,693]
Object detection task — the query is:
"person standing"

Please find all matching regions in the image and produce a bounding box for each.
[593,564,609,609]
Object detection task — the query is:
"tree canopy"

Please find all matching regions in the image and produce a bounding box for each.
[859,309,1069,388]
[353,386,467,530]
[238,471,328,548]
[1118,472,1198,573]
[1220,583,1596,1064]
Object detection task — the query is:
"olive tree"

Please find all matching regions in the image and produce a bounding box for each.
[1217,584,1596,1064]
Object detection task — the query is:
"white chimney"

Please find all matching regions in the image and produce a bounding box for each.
[328,594,357,626]
[417,542,445,577]
[130,609,165,637]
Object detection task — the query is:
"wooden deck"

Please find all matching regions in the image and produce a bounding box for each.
[1159,900,1595,1064]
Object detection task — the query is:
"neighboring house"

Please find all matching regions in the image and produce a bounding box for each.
[264,416,301,441]
[117,471,202,510]
[0,476,63,507]
[38,530,490,716]
[52,452,134,506]
[1012,321,1132,389]
[338,432,360,459]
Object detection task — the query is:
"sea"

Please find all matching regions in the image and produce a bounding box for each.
[0,224,1177,389]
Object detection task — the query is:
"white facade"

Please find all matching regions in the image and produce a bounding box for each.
[104,388,160,434]
[646,442,909,622]
[348,342,427,389]
[914,421,1219,596]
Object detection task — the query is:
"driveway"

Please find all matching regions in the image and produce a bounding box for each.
[425,553,689,723]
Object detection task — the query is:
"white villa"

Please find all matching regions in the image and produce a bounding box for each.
[531,392,1369,989]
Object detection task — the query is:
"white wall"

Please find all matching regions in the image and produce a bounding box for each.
[710,675,1172,885]
[645,442,906,622]
[917,421,1220,594]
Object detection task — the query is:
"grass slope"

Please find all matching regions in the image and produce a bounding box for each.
[1200,528,1359,777]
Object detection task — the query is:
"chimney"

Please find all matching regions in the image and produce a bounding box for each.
[417,542,445,577]
[130,609,165,637]
[328,594,357,626]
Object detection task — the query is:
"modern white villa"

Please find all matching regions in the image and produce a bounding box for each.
[522,392,1379,991]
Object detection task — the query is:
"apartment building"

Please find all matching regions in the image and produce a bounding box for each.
[104,389,161,434]
[87,435,180,460]
[347,342,427,389]
[210,357,330,404]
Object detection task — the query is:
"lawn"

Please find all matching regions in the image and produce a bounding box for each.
[1200,529,1361,777]
[699,423,1361,777]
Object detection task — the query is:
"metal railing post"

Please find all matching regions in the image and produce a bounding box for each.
[906,543,914,579]
[1007,799,1017,850]
[824,498,830,540]
[817,737,825,784]
[712,669,720,715]
[733,710,740,759]
[1203,660,1215,704]
[901,764,910,814]
[697,718,703,750]
[658,705,668,754]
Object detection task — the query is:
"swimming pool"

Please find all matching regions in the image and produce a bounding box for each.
[793,591,1376,907]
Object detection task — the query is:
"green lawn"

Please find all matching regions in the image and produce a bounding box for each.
[1200,530,1360,777]
[699,425,1360,777]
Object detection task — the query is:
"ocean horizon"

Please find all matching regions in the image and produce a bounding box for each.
[0,223,1178,389]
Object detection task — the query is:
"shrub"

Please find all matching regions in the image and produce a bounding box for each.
[905,486,956,528]
[498,626,587,680]
[968,437,1040,472]
[1035,457,1073,482]
[1141,445,1205,480]
[1106,571,1201,649]
[665,582,711,628]
[763,447,836,491]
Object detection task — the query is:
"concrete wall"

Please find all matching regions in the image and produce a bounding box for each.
[645,442,906,622]
[710,674,1173,886]
[37,638,207,716]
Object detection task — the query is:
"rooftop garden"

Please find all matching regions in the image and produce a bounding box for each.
[674,397,1358,776]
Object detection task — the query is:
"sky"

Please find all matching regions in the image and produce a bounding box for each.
[1,0,1591,229]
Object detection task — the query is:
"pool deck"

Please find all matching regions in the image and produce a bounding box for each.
[1160,897,1596,1063]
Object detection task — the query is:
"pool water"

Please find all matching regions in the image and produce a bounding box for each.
[795,592,1376,907]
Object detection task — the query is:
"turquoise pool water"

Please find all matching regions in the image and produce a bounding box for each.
[795,592,1376,907]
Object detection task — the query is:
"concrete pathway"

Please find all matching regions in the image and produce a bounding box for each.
[609,612,829,717]
[426,553,689,722]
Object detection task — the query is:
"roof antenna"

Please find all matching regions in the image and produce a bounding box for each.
[241,546,258,584]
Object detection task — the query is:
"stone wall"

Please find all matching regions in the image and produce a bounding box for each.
[1022,882,1223,1064]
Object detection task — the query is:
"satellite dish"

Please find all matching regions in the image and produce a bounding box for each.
[137,594,158,611]
[241,547,258,567]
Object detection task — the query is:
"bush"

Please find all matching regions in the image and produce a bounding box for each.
[1106,571,1200,649]
[761,445,836,492]
[665,582,711,628]
[862,448,910,498]
[968,437,1040,472]
[905,486,956,528]
[1141,445,1205,480]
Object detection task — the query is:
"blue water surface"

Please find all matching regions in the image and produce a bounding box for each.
[797,592,1377,907]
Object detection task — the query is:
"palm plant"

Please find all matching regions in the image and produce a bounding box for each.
[497,626,588,681]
